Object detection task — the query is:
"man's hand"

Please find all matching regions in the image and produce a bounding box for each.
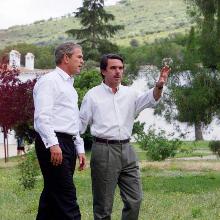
[50,144,63,166]
[158,66,171,85]
[78,153,86,171]
[153,66,171,101]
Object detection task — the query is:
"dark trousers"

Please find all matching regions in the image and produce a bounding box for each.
[35,133,81,220]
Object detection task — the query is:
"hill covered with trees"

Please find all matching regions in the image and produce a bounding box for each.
[0,0,191,49]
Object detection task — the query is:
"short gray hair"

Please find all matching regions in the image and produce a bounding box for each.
[55,42,82,65]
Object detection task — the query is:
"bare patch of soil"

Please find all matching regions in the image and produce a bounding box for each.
[140,160,220,171]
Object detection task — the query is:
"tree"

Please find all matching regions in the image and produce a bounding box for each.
[153,30,220,140]
[66,0,124,60]
[169,27,219,140]
[185,0,220,69]
[0,55,36,162]
[120,32,220,140]
[176,0,220,138]
[130,39,139,48]
[171,70,219,140]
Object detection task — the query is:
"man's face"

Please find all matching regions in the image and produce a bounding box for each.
[66,48,84,75]
[102,59,124,87]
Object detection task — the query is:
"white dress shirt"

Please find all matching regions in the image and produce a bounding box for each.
[80,82,159,140]
[33,67,84,153]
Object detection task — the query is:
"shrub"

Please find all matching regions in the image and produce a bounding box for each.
[18,147,40,189]
[136,128,181,161]
[209,141,220,157]
[179,145,193,154]
[132,121,145,137]
[130,38,139,47]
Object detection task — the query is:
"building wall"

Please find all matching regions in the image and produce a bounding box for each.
[0,131,16,144]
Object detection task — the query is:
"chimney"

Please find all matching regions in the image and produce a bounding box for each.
[25,52,35,70]
[9,50,21,68]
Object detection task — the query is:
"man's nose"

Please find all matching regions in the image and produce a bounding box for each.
[116,67,122,72]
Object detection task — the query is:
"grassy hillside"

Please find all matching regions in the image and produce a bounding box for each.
[0,0,191,49]
[108,0,191,45]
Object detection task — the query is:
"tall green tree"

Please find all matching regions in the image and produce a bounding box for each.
[66,0,124,60]
[161,28,220,140]
[180,0,220,137]
[185,0,220,69]
[171,71,219,140]
[173,27,205,140]
[120,32,220,140]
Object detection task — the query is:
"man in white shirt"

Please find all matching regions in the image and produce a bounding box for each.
[80,54,170,220]
[33,42,86,220]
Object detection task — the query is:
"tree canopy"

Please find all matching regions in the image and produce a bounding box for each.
[66,0,124,60]
[0,55,36,161]
[185,0,220,69]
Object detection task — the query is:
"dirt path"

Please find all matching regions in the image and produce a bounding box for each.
[140,159,220,171]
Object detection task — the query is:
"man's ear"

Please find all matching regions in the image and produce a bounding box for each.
[102,70,107,77]
[63,54,69,64]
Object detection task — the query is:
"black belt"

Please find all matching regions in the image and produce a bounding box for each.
[55,132,76,141]
[93,136,130,144]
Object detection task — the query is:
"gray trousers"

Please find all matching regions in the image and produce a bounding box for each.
[90,142,142,220]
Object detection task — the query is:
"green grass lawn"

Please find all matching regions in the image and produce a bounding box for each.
[1,144,220,220]
[180,141,210,150]
[139,169,220,219]
[0,140,216,219]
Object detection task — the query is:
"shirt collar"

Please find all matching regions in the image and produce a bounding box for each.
[101,81,121,93]
[56,66,73,82]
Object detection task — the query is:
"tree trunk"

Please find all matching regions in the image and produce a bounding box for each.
[3,132,6,163]
[6,135,9,159]
[194,122,203,141]
[3,126,8,163]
